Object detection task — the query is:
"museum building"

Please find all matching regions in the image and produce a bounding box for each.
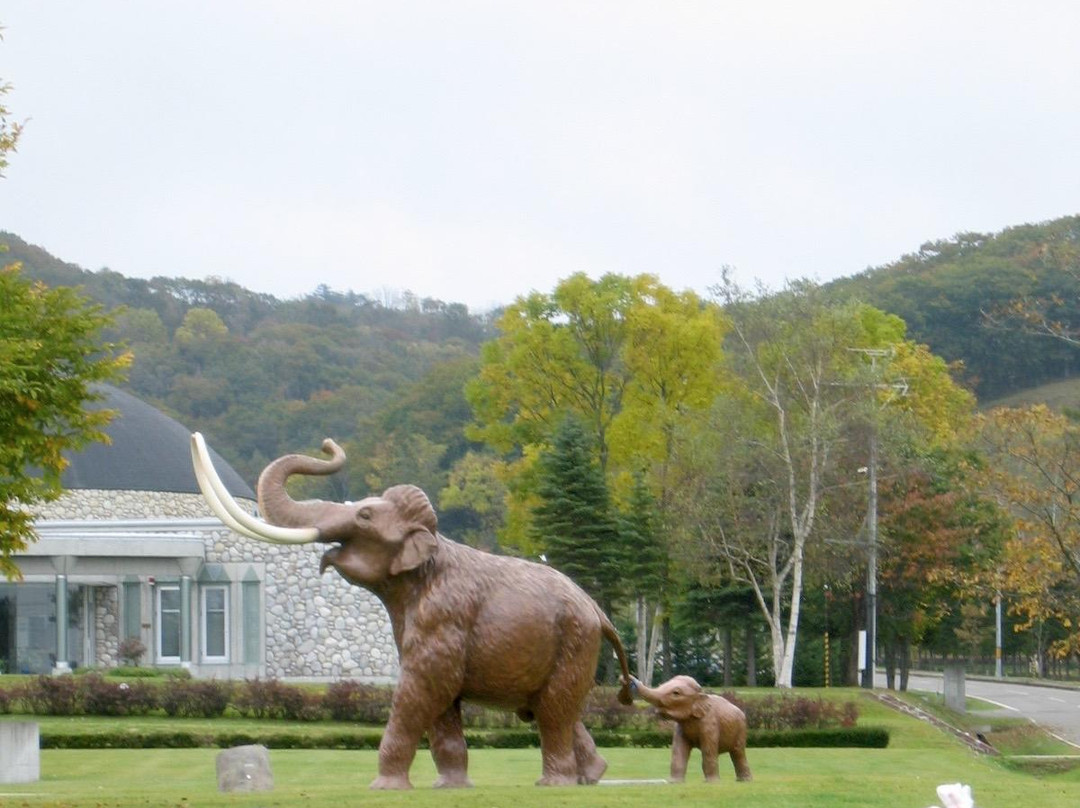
[1,385,398,680]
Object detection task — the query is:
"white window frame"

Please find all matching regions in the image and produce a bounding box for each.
[200,585,230,663]
[155,585,181,664]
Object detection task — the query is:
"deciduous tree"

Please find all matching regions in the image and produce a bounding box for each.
[1,265,130,578]
[466,272,726,666]
[975,405,1080,661]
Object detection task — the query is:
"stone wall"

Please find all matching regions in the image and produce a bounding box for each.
[36,489,400,680]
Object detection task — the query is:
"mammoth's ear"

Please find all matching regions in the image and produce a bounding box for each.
[382,484,440,575]
[389,526,438,575]
[691,695,709,720]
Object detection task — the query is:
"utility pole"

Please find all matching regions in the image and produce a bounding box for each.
[849,348,907,690]
[863,423,878,689]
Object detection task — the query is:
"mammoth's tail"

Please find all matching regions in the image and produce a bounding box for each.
[598,608,634,705]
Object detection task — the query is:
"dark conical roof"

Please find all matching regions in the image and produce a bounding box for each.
[60,385,255,498]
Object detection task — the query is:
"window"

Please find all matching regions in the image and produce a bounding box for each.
[201,585,229,662]
[156,586,181,663]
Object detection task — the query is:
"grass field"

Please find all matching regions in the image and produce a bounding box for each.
[4,689,1080,807]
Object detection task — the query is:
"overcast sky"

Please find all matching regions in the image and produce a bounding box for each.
[1,2,1077,312]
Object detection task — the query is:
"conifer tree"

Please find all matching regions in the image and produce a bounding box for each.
[532,416,624,612]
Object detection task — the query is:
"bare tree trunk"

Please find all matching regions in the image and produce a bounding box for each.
[635,596,648,682]
[723,627,733,687]
[643,604,660,687]
[662,616,673,680]
[885,641,896,690]
[745,623,757,687]
[778,540,806,687]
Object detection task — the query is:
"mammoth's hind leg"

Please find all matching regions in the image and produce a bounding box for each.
[573,721,607,784]
[430,699,473,788]
[534,711,578,786]
[533,632,601,786]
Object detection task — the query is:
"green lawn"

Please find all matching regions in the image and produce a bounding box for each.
[3,690,1080,807]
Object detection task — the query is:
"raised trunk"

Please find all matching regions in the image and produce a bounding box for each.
[256,439,348,529]
[632,680,662,706]
[191,432,319,545]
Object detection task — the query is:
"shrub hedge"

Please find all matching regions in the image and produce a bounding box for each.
[1,675,861,736]
[37,726,888,750]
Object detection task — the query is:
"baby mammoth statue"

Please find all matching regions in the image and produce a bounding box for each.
[191,433,633,790]
[632,674,752,783]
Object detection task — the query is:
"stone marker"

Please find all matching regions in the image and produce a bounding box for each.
[216,744,274,792]
[943,663,966,714]
[0,722,40,784]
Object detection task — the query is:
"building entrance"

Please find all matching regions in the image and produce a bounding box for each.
[0,583,87,674]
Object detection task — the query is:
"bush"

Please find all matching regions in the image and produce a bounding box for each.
[41,731,208,749]
[159,679,232,718]
[106,666,164,679]
[160,667,193,680]
[748,727,889,748]
[117,637,146,667]
[233,678,324,721]
[323,680,392,724]
[78,674,158,716]
[460,701,522,729]
[0,686,11,713]
[727,692,858,730]
[17,675,82,715]
[33,725,888,750]
[581,688,643,730]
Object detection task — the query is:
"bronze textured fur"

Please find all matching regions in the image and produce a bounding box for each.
[192,434,632,789]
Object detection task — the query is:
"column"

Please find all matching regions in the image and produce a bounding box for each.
[180,574,192,668]
[54,575,70,674]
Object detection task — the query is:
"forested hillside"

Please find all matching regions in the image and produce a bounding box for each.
[1,231,496,492]
[9,215,1080,487]
[833,214,1080,400]
[8,220,1080,685]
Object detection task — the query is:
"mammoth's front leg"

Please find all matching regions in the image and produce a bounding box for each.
[371,673,457,790]
[430,700,473,788]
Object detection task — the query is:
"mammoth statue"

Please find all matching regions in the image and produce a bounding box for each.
[632,674,752,783]
[191,433,632,789]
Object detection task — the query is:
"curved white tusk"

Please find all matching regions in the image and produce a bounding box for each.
[191,432,319,545]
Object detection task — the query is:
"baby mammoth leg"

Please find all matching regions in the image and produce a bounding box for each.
[669,726,691,783]
[730,746,753,781]
[700,739,722,782]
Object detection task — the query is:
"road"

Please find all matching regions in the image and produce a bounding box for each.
[875,671,1080,748]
